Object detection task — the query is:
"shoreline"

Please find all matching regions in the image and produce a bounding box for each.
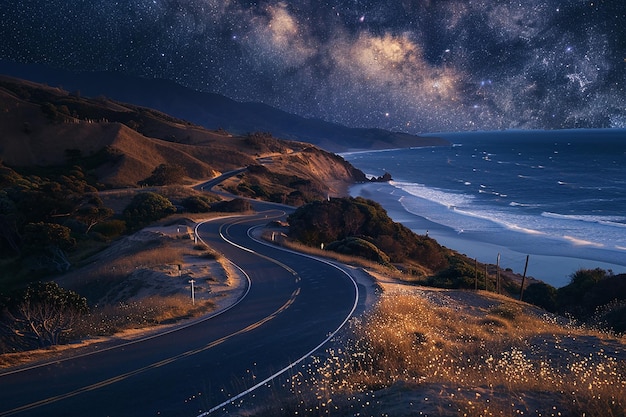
[350,182,626,288]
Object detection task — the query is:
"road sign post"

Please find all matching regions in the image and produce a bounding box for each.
[189,279,195,305]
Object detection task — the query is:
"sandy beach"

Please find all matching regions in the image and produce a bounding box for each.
[350,181,626,288]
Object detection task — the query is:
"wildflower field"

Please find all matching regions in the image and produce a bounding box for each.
[257,285,626,417]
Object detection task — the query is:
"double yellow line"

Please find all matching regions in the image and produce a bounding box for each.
[1,288,301,416]
[4,211,302,416]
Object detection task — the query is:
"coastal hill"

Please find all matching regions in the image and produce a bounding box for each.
[0,61,448,152]
[0,75,364,190]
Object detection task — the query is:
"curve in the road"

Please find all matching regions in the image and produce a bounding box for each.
[0,211,361,417]
[197,214,359,415]
[0,218,253,381]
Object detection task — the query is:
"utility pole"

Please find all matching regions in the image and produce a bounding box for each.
[474,258,478,290]
[519,255,529,301]
[189,279,195,305]
[485,264,488,291]
[496,253,501,294]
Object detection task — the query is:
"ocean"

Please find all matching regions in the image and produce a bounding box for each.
[344,128,626,288]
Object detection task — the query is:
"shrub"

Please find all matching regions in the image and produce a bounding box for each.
[1,281,88,350]
[288,197,449,270]
[211,198,252,213]
[326,237,391,266]
[181,195,219,213]
[554,269,626,332]
[92,219,127,238]
[591,299,626,333]
[429,257,479,289]
[123,192,176,229]
[140,164,187,186]
[22,222,76,252]
[523,282,557,312]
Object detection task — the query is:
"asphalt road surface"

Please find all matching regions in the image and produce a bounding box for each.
[0,209,360,417]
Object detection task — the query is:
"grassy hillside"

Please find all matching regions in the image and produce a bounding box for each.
[0,75,251,186]
[252,282,625,417]
[0,76,368,292]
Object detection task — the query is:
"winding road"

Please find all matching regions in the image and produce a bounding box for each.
[0,201,364,416]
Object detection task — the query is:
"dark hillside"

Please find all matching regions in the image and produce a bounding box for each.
[0,61,449,152]
[288,197,500,288]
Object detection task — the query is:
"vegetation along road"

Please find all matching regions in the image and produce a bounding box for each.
[0,206,361,416]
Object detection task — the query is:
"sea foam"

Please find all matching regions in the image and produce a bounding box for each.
[346,129,626,279]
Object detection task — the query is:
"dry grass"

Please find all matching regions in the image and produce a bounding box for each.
[74,295,214,337]
[215,255,238,288]
[1,222,234,368]
[105,244,187,271]
[261,231,409,279]
[0,295,215,370]
[59,228,213,301]
[257,231,623,416]
[59,239,186,301]
[56,224,228,324]
[0,342,92,369]
[261,286,626,417]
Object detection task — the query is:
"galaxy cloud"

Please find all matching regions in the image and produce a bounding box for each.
[2,1,625,133]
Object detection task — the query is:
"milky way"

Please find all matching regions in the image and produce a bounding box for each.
[2,1,625,133]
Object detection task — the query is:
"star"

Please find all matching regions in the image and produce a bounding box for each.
[0,0,623,133]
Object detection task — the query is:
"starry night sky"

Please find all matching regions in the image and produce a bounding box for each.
[2,1,625,134]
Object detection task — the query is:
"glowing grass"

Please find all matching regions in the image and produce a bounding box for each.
[259,287,626,416]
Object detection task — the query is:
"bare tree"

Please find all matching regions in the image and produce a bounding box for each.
[74,196,114,234]
[3,282,88,348]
